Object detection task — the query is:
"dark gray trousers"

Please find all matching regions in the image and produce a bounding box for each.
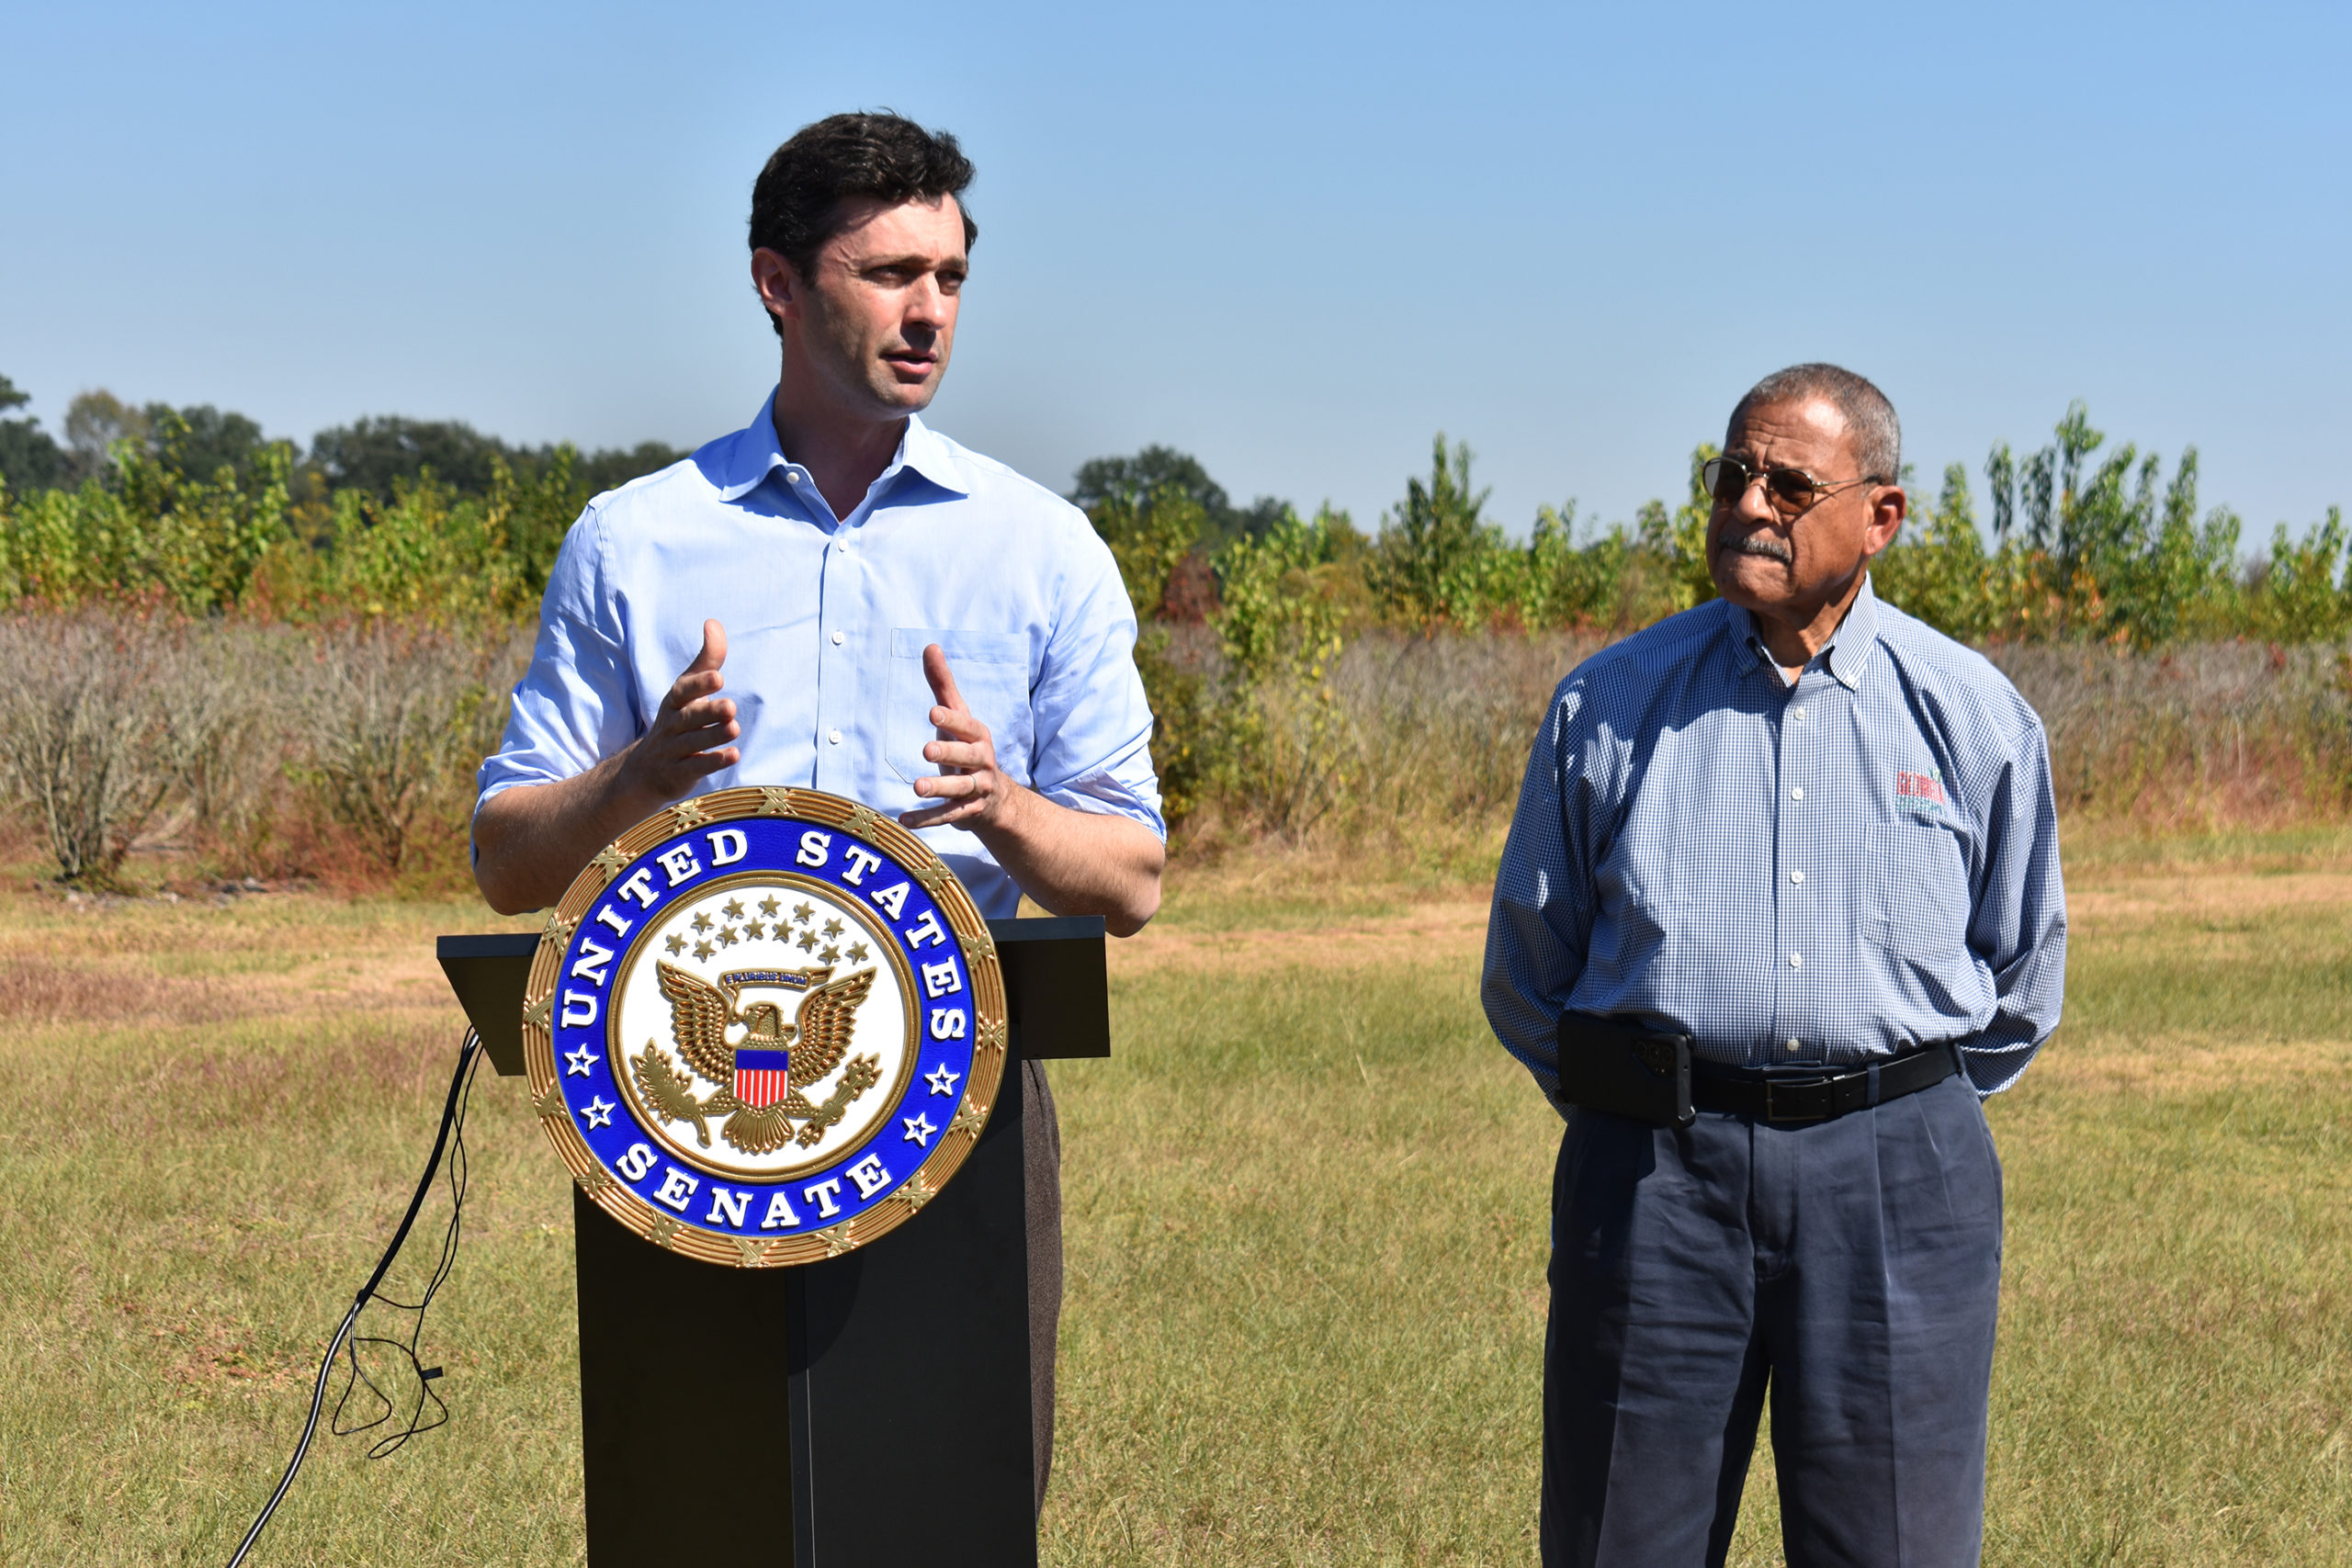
[1023,1057,1062,1517]
[1542,1072,2004,1568]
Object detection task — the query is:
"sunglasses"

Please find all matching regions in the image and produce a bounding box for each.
[1702,456,1880,515]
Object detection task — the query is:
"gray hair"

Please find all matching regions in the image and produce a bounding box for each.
[1728,363,1901,483]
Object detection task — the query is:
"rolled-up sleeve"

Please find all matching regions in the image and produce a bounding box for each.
[1959,708,2067,1095]
[1025,526,1165,840]
[1483,680,1601,1113]
[476,505,637,812]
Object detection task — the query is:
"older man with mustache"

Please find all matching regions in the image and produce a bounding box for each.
[1483,365,2066,1567]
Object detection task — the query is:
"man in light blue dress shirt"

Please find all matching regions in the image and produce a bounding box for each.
[1485,365,2066,1567]
[472,113,1166,1508]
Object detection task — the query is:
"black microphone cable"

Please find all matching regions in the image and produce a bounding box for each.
[223,1026,484,1568]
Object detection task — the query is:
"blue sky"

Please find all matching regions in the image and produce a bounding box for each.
[6,1,2346,541]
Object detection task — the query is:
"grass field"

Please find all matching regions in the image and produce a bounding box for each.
[1,828,2347,1564]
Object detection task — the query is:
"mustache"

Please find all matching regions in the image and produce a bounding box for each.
[1717,528,1793,564]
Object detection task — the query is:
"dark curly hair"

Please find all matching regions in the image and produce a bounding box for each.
[749,112,978,329]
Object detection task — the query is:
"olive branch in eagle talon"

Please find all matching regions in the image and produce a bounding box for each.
[632,960,880,1156]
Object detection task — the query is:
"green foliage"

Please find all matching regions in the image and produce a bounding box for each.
[1085,484,1221,820]
[0,374,66,491]
[1210,506,1357,835]
[2256,507,2350,644]
[0,389,2346,857]
[306,413,683,503]
[1871,464,1994,637]
[1071,444,1285,555]
[1965,408,2262,645]
[1087,481,1206,621]
[145,402,274,491]
[0,417,293,614]
[1368,435,1511,631]
[274,449,592,619]
[1519,504,1680,631]
[62,389,149,481]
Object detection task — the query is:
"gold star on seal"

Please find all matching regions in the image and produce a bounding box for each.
[759,895,780,918]
[670,798,711,830]
[847,941,871,964]
[723,897,745,919]
[664,933,685,956]
[717,926,739,948]
[694,940,715,961]
[821,917,843,938]
[743,919,764,940]
[797,931,818,953]
[820,945,840,964]
[793,902,814,925]
[692,911,712,933]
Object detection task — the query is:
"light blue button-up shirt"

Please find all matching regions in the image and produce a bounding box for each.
[478,393,1164,919]
[1482,578,2065,1111]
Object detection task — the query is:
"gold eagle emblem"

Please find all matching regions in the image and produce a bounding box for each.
[632,962,880,1154]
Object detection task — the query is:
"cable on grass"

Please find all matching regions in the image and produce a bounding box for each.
[222,1027,483,1567]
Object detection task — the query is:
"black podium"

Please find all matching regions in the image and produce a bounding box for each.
[438,917,1108,1568]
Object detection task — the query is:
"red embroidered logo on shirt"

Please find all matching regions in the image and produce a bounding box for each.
[1895,769,1948,814]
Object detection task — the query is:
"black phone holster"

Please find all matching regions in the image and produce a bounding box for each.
[1555,1013,1694,1128]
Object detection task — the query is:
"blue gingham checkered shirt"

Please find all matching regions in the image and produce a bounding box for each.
[1483,577,2065,1111]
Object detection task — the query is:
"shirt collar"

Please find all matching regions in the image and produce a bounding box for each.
[1724,573,1880,692]
[712,390,972,504]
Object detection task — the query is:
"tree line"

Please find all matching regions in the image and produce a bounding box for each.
[2,367,2345,647]
[1,370,2346,876]
[1084,412,2351,649]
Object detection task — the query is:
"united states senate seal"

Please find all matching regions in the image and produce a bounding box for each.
[520,786,1007,1266]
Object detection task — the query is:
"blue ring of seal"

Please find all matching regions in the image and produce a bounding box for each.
[523,789,1004,1266]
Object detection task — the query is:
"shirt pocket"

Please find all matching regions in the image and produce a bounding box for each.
[1865,820,1973,960]
[887,627,1033,784]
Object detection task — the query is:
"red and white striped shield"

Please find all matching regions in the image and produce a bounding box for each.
[734,1047,793,1109]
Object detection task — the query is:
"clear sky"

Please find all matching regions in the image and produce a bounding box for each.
[6,1,2346,541]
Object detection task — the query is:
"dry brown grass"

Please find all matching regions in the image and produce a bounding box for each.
[0,826,2347,1563]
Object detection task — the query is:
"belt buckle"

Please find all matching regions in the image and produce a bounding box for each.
[1763,1076,1832,1123]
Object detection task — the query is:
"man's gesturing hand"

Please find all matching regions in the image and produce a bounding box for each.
[891,641,1162,935]
[619,619,740,807]
[899,643,1018,830]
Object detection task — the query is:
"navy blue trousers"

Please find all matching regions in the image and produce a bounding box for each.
[1542,1072,2003,1568]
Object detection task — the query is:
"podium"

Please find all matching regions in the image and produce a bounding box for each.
[439,916,1109,1568]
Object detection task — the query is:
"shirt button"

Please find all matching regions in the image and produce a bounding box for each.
[1791,705,1807,721]
[827,728,842,746]
[831,629,845,646]
[1790,786,1804,801]
[1784,1037,1802,1054]
[1789,952,1803,967]
[1789,870,1804,885]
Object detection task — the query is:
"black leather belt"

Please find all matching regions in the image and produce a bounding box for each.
[1690,1043,1961,1123]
